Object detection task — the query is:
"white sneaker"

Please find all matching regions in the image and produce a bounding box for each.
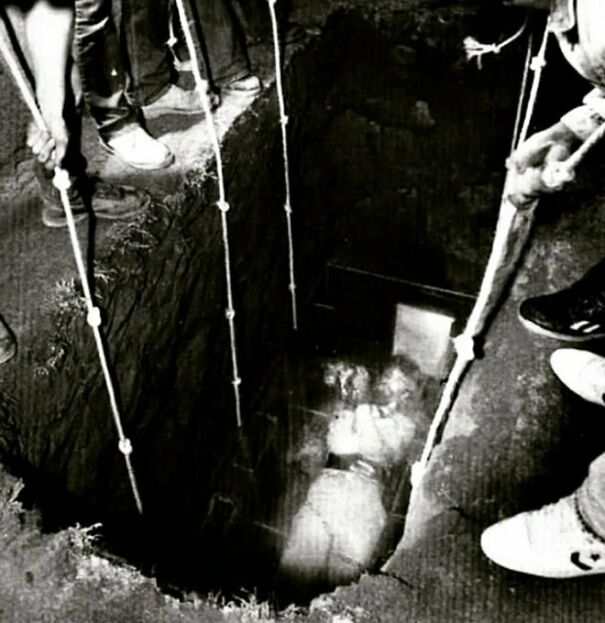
[0,316,16,365]
[222,74,262,96]
[481,494,605,578]
[550,348,605,406]
[100,125,174,170]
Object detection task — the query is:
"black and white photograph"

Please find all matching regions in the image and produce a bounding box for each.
[0,0,604,620]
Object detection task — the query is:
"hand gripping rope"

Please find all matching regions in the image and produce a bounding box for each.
[174,0,242,427]
[266,0,298,330]
[410,22,551,490]
[412,21,605,492]
[0,16,143,513]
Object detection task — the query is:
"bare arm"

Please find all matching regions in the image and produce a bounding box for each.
[505,104,602,208]
[5,0,72,167]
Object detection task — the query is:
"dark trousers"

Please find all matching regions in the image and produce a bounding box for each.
[73,0,138,138]
[119,0,177,105]
[236,0,291,41]
[35,0,138,196]
[119,0,251,105]
[192,0,251,85]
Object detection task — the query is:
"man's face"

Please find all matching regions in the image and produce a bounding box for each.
[505,0,551,8]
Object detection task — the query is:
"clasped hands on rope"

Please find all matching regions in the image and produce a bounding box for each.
[505,120,581,208]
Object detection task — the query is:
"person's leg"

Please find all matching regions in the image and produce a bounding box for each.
[72,0,137,137]
[480,451,605,578]
[234,0,306,46]
[2,1,151,225]
[119,0,208,116]
[191,0,254,87]
[73,0,174,169]
[232,0,266,43]
[119,0,175,106]
[34,60,153,227]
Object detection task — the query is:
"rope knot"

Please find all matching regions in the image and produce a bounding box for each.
[410,461,426,489]
[281,115,289,127]
[217,200,230,213]
[284,202,292,215]
[52,168,71,192]
[541,162,575,190]
[232,377,242,387]
[87,307,102,328]
[288,282,296,293]
[463,37,501,69]
[225,308,235,321]
[530,55,547,71]
[452,333,476,362]
[463,19,528,70]
[118,438,133,456]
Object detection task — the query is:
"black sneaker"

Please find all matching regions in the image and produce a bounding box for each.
[40,175,151,229]
[519,260,605,341]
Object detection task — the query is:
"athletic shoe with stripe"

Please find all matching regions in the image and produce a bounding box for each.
[481,494,605,578]
[550,348,605,406]
[519,260,605,341]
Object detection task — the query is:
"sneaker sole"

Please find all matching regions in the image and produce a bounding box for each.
[518,308,605,342]
[142,106,205,117]
[98,138,175,171]
[222,86,262,97]
[42,208,89,229]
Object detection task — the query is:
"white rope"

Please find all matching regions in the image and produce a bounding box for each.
[0,16,144,514]
[411,21,550,490]
[518,24,550,145]
[463,18,528,70]
[173,0,242,427]
[266,0,298,330]
[510,30,534,154]
[53,170,143,515]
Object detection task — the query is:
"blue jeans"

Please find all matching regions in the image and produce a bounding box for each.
[192,0,251,86]
[35,0,139,202]
[73,0,138,139]
[119,0,176,105]
[119,0,251,105]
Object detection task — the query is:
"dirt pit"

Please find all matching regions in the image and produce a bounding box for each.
[2,4,574,609]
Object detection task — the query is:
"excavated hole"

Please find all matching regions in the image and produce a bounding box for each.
[9,6,589,609]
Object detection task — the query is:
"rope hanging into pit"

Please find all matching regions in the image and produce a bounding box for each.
[518,24,550,145]
[266,0,298,330]
[53,171,143,514]
[174,0,242,427]
[411,22,550,490]
[510,30,534,153]
[0,16,144,514]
